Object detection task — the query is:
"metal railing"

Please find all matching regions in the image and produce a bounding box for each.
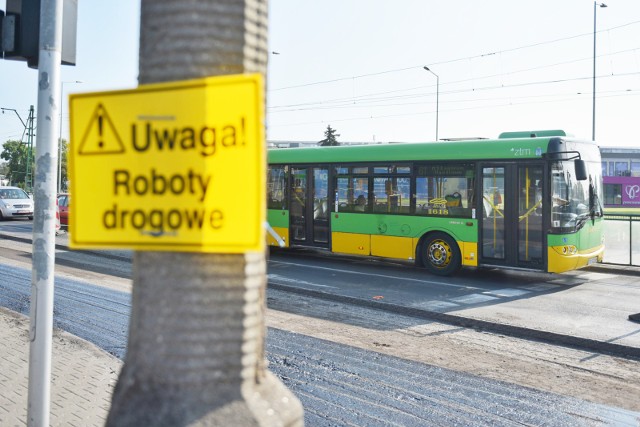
[603,214,640,266]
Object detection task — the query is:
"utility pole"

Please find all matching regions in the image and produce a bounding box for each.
[27,0,63,425]
[105,1,303,426]
[25,105,35,192]
[0,106,34,190]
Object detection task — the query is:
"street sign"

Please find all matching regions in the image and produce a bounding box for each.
[69,74,265,253]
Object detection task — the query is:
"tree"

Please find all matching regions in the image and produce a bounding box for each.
[318,125,340,146]
[0,140,33,188]
[59,139,69,191]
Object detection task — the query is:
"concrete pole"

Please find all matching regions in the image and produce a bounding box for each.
[106,1,303,426]
[27,0,63,425]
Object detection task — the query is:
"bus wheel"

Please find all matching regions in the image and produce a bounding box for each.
[419,232,461,276]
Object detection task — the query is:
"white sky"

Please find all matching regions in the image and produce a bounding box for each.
[1,0,639,148]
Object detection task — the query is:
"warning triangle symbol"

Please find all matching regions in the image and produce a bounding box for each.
[78,104,126,155]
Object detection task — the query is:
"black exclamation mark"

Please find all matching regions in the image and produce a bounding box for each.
[98,112,104,149]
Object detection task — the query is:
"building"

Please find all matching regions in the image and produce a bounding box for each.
[600,147,640,208]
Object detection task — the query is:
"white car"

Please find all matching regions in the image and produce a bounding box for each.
[0,186,34,220]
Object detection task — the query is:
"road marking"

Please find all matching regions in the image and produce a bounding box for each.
[409,300,461,311]
[451,293,500,304]
[268,274,338,289]
[482,288,531,298]
[269,260,482,290]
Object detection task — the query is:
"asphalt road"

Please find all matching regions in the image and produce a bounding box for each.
[1,225,639,425]
[0,264,637,426]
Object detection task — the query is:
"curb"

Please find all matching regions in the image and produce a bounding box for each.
[0,232,131,262]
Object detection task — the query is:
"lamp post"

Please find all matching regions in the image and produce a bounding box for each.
[58,80,82,193]
[2,107,33,189]
[1,107,27,128]
[593,2,607,141]
[423,66,439,141]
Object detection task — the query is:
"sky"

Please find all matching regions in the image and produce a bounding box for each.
[1,0,639,149]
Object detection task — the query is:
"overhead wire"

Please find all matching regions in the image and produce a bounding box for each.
[269,20,640,92]
[270,88,640,129]
[267,18,640,132]
[269,71,640,113]
[269,47,640,112]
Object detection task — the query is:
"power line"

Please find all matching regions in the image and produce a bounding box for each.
[269,46,640,111]
[269,71,640,113]
[268,87,639,129]
[269,19,640,92]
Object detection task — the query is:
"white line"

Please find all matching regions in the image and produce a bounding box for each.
[269,260,481,290]
[268,274,337,289]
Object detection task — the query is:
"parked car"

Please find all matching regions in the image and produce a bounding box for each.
[0,186,34,220]
[57,193,70,228]
[55,196,61,233]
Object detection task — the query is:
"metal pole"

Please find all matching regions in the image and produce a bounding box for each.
[592,1,597,141]
[27,0,63,425]
[0,107,27,127]
[26,106,35,192]
[592,2,607,141]
[57,86,63,194]
[423,66,439,141]
[58,81,81,193]
[630,215,633,266]
[435,73,439,141]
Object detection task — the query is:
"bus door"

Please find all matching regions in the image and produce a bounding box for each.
[289,166,330,248]
[479,163,545,269]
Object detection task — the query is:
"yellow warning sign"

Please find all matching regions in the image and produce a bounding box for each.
[69,74,265,253]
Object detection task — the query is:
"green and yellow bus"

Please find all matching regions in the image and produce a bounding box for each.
[266,131,605,275]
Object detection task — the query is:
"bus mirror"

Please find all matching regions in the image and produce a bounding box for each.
[574,159,587,181]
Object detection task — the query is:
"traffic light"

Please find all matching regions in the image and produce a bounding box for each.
[1,0,77,68]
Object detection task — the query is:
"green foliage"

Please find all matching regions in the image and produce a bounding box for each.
[0,139,68,190]
[0,140,32,187]
[59,139,69,191]
[318,125,340,147]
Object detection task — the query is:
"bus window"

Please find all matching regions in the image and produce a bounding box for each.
[267,166,287,210]
[416,164,475,217]
[336,176,369,213]
[373,177,410,213]
[551,161,586,231]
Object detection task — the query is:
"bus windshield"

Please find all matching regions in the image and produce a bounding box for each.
[551,159,603,232]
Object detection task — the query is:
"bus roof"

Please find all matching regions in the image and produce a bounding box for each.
[268,137,597,165]
[498,130,567,139]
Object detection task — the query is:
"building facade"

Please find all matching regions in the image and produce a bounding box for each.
[600,147,640,208]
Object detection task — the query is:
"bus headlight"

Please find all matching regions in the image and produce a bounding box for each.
[560,245,577,255]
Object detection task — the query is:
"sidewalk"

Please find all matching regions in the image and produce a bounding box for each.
[0,307,121,426]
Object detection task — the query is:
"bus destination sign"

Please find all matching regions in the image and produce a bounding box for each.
[69,74,265,253]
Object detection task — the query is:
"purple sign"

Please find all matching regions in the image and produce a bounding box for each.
[604,176,640,206]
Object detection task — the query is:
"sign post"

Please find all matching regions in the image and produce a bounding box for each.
[97,2,302,424]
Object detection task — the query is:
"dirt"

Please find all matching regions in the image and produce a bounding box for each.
[266,306,640,412]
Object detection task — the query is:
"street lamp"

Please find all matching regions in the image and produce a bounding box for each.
[593,2,607,141]
[423,66,439,141]
[1,107,27,128]
[58,80,82,193]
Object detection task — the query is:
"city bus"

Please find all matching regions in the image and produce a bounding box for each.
[266,131,605,275]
